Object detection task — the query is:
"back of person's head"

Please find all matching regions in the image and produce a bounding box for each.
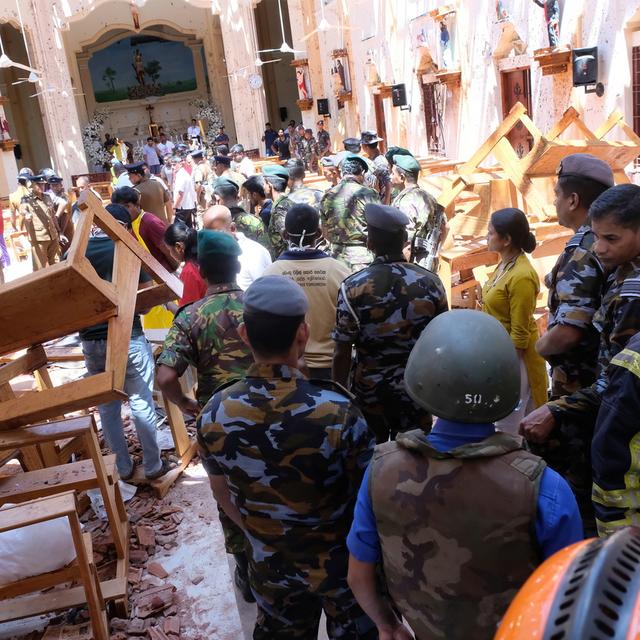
[164,220,198,261]
[265,175,288,194]
[111,185,140,206]
[216,144,229,156]
[490,208,536,253]
[341,158,365,178]
[286,158,305,181]
[213,182,239,203]
[589,184,640,229]
[105,203,131,227]
[242,276,308,358]
[113,162,127,176]
[367,225,406,256]
[197,230,241,284]
[202,205,233,231]
[243,175,266,198]
[285,204,320,247]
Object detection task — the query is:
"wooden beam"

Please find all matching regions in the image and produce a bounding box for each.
[0,372,123,430]
[546,106,580,141]
[0,346,47,385]
[0,491,76,533]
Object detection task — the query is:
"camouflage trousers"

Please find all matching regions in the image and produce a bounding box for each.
[252,574,377,639]
[218,505,245,555]
[331,245,373,274]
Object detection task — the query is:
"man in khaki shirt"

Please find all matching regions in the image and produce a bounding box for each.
[264,203,350,379]
[126,162,172,223]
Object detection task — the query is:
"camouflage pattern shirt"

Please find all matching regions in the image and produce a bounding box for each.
[319,177,380,248]
[197,363,374,590]
[370,154,391,199]
[157,283,253,407]
[300,136,317,171]
[333,256,449,439]
[549,258,640,421]
[229,206,270,251]
[288,184,323,209]
[392,185,439,252]
[316,130,331,156]
[267,194,295,258]
[544,225,604,397]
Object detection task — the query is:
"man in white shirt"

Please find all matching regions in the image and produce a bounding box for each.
[202,204,271,290]
[172,158,197,227]
[157,134,175,160]
[187,119,201,146]
[113,162,133,188]
[230,144,256,178]
[143,137,161,175]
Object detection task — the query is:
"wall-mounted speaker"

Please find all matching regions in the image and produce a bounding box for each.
[317,98,330,116]
[391,83,407,107]
[572,47,598,87]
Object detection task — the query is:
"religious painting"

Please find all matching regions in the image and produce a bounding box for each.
[410,14,431,52]
[331,49,351,97]
[439,15,456,70]
[296,65,311,101]
[89,34,197,103]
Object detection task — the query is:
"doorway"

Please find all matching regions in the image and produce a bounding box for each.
[500,68,533,158]
[373,92,388,153]
[254,0,301,128]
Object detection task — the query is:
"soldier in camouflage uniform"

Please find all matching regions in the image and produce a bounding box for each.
[522,184,640,536]
[197,275,376,639]
[21,173,60,270]
[316,120,331,159]
[212,177,269,251]
[320,154,380,272]
[333,204,448,443]
[286,158,323,209]
[263,164,294,258]
[347,310,582,640]
[536,154,613,398]
[361,131,391,204]
[390,154,444,270]
[156,230,255,601]
[300,129,318,172]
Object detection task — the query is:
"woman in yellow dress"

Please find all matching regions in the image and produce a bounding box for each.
[482,208,548,434]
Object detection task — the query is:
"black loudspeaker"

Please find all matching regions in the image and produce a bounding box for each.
[317,98,330,115]
[279,107,288,122]
[391,83,407,107]
[572,47,598,87]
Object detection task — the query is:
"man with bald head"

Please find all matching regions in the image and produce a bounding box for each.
[203,204,271,290]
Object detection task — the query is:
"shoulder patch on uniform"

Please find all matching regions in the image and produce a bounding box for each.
[620,277,640,299]
[611,348,640,379]
[509,455,546,481]
[307,377,356,400]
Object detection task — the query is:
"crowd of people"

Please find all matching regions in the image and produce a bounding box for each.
[5,118,640,638]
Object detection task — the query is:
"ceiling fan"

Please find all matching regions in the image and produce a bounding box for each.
[12,70,39,85]
[257,0,305,54]
[300,0,360,42]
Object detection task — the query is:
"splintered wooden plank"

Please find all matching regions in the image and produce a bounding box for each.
[0,372,123,430]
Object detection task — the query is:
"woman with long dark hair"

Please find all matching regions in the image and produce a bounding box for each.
[482,208,548,433]
[164,220,206,308]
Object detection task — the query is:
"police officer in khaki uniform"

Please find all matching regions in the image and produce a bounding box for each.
[10,167,32,232]
[21,174,60,270]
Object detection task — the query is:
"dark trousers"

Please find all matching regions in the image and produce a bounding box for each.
[174,207,196,228]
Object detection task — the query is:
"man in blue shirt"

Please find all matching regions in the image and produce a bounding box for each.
[347,309,583,640]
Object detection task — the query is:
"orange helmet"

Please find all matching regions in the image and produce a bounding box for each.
[495,527,640,640]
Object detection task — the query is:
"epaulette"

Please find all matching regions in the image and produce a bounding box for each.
[307,377,356,401]
[566,227,591,250]
[620,276,640,299]
[20,195,30,204]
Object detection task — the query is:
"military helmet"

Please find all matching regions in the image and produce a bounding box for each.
[404,309,520,423]
[496,526,640,640]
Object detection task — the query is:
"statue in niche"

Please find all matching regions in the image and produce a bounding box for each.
[133,49,146,86]
[130,0,141,31]
[532,0,560,48]
[439,19,453,69]
[496,0,509,21]
[296,67,309,100]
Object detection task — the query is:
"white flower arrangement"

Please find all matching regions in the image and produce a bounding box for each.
[189,97,224,147]
[82,108,112,170]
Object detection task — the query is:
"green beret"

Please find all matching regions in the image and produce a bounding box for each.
[385,146,413,164]
[393,154,421,174]
[213,176,239,192]
[262,164,289,181]
[341,152,369,174]
[197,230,241,258]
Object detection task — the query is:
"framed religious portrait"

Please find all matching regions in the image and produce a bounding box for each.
[331,49,352,100]
[291,59,313,110]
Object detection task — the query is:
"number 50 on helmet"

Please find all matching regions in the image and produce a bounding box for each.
[404,309,520,423]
